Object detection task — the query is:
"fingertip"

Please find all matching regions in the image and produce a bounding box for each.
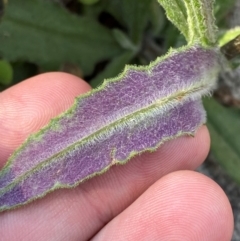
[157,170,234,241]
[94,170,233,241]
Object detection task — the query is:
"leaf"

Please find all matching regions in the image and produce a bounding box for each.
[0,0,122,75]
[158,0,217,45]
[184,0,217,45]
[157,0,189,40]
[0,45,221,211]
[104,0,152,44]
[204,98,240,185]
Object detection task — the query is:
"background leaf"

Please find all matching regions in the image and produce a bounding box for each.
[0,0,122,75]
[204,98,240,185]
[104,0,152,45]
[214,0,236,27]
[112,29,137,52]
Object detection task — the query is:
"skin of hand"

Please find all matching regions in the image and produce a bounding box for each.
[0,73,234,241]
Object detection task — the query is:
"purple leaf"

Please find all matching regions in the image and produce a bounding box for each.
[0,45,221,211]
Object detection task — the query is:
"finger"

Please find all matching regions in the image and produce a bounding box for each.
[92,171,233,241]
[0,72,91,164]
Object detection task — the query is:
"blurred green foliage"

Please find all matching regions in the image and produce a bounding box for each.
[204,98,240,185]
[0,59,13,85]
[0,0,240,184]
[79,0,100,5]
[0,0,122,76]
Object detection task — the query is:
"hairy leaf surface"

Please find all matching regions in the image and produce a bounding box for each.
[159,0,217,46]
[184,0,217,45]
[0,45,221,211]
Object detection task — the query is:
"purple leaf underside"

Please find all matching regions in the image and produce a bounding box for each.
[0,45,221,211]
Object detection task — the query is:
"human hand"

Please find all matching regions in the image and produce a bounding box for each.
[0,73,233,240]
